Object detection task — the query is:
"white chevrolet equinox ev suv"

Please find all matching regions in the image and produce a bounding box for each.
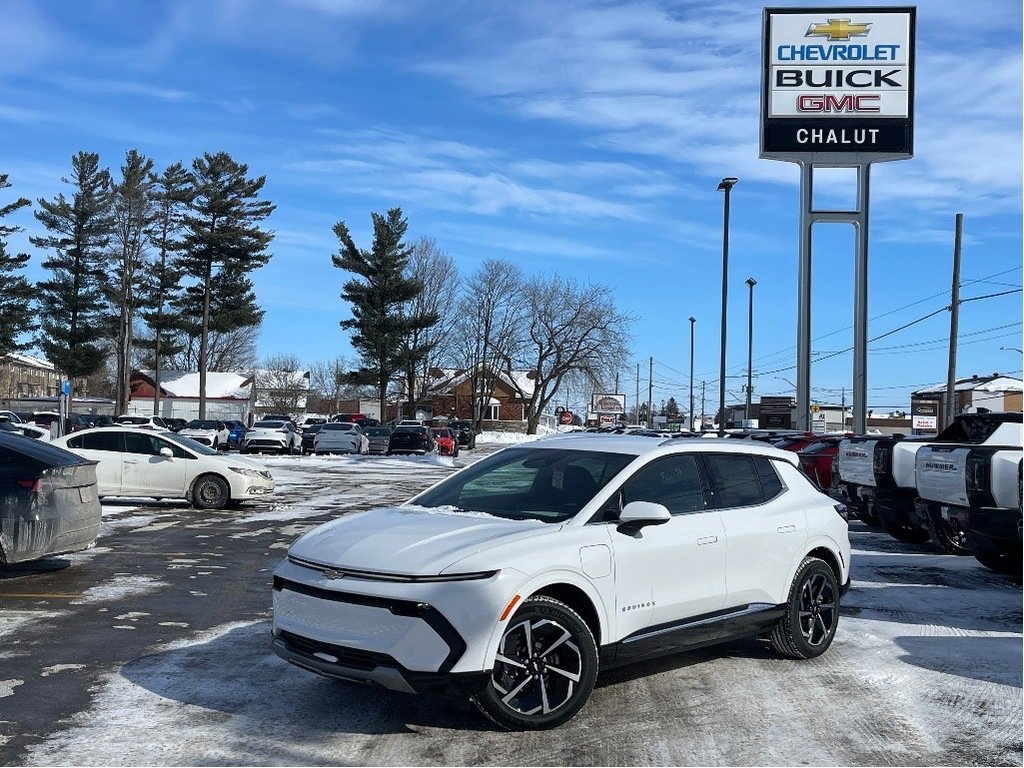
[272,433,851,729]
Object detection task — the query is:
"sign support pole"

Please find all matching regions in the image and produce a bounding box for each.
[795,163,872,434]
[796,163,813,432]
[852,164,871,435]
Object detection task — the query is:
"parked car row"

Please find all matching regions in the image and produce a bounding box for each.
[832,412,1022,573]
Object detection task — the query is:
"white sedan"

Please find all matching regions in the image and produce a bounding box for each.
[52,427,274,509]
[313,422,369,455]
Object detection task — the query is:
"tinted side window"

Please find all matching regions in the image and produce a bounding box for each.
[124,432,164,456]
[754,456,785,501]
[705,454,763,508]
[620,455,705,515]
[78,432,123,452]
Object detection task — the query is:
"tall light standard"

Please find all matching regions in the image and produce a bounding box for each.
[688,316,696,431]
[745,277,756,423]
[717,176,738,436]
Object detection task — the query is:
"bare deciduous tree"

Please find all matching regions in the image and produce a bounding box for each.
[309,356,370,414]
[509,276,632,434]
[165,325,259,372]
[257,353,308,415]
[456,259,526,431]
[397,237,459,415]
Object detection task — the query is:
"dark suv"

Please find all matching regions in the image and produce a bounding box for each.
[449,420,477,449]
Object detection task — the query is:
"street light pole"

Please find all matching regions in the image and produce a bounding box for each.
[689,316,695,432]
[717,176,738,436]
[745,277,756,423]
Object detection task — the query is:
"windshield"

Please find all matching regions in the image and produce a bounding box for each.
[253,421,283,429]
[412,446,635,523]
[159,431,218,455]
[366,427,391,437]
[186,420,221,430]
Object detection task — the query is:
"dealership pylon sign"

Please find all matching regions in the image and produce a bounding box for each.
[760,6,915,435]
[761,7,915,162]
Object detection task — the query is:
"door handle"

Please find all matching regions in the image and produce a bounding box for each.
[696,535,718,546]
[777,524,796,534]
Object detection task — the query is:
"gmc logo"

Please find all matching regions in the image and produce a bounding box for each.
[797,94,880,113]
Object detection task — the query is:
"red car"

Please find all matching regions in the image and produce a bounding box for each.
[796,436,850,491]
[431,427,459,457]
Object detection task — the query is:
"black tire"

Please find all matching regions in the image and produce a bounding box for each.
[769,556,840,660]
[879,516,931,544]
[972,545,1023,575]
[472,596,598,730]
[212,438,220,451]
[192,475,230,510]
[922,508,972,556]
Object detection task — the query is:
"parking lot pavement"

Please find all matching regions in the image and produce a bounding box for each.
[0,445,1020,766]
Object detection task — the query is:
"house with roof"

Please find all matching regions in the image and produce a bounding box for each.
[390,366,537,429]
[129,368,311,423]
[128,370,256,422]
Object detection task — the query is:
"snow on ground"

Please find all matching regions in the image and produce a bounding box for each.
[3,439,1020,765]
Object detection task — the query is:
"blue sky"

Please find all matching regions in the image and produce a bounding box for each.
[1,0,1020,415]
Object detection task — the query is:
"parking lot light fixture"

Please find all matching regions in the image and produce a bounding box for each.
[717,176,738,436]
[745,277,756,422]
[689,316,696,432]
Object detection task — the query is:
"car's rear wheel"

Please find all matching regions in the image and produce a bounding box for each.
[472,596,598,730]
[769,556,839,659]
[193,475,230,510]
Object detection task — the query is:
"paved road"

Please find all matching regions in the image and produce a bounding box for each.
[0,446,1020,766]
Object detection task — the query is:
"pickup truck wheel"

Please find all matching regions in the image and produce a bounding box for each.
[769,556,839,659]
[923,508,972,556]
[879,517,931,544]
[973,546,1023,575]
[472,596,598,730]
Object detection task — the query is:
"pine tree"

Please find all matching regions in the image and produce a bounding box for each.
[332,208,432,423]
[0,173,35,357]
[31,152,113,401]
[108,149,157,414]
[138,162,192,414]
[178,152,274,418]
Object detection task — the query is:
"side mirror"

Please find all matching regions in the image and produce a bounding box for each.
[159,447,174,459]
[616,501,671,535]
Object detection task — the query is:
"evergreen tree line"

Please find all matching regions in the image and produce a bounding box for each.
[0,151,274,418]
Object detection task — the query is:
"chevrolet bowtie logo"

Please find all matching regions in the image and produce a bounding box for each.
[805,18,872,40]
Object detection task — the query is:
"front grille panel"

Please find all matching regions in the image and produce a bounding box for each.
[277,630,398,671]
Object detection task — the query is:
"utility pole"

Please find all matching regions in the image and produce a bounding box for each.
[700,380,707,431]
[945,213,963,428]
[647,356,654,429]
[635,363,640,425]
[841,387,846,432]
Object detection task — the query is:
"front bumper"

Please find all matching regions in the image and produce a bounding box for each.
[271,558,516,683]
[271,629,489,696]
[243,438,287,452]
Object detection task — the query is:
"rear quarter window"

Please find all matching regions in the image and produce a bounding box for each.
[704,454,764,508]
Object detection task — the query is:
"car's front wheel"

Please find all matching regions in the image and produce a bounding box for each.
[769,556,840,659]
[472,596,598,731]
[192,474,230,510]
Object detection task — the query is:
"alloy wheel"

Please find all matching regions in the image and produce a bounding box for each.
[797,571,837,647]
[491,617,583,717]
